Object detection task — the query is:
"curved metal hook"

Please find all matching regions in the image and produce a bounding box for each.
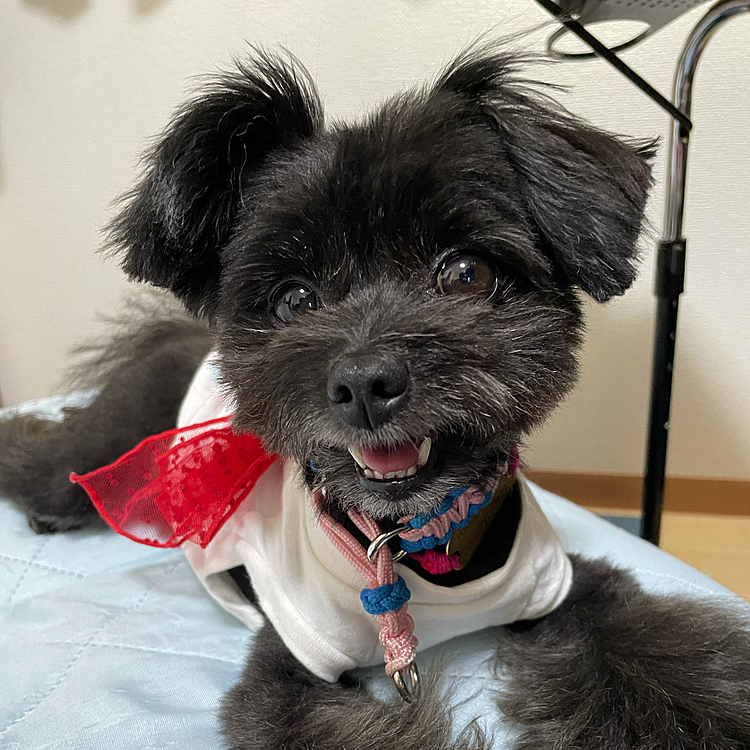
[547,23,651,60]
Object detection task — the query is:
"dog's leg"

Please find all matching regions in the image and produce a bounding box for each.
[494,556,750,750]
[221,623,488,750]
[0,300,211,533]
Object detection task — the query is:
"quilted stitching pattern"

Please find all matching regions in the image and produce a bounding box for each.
[1,397,746,749]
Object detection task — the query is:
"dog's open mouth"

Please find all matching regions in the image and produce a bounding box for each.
[347,437,437,493]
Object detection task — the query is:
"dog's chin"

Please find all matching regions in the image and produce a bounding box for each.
[303,433,508,520]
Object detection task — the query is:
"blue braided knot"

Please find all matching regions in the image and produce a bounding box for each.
[400,487,495,553]
[360,576,411,615]
[407,485,467,529]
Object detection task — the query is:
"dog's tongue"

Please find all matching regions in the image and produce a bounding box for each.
[361,442,420,474]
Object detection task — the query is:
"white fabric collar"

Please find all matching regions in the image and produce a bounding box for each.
[178,355,573,682]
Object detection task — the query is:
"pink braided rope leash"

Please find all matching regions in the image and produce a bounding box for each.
[309,452,519,679]
[311,489,418,678]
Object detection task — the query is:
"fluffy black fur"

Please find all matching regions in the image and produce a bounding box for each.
[0,294,211,532]
[222,624,487,750]
[497,557,750,750]
[2,47,749,750]
[106,49,654,520]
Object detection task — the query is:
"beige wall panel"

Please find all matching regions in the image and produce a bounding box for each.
[1,1,748,479]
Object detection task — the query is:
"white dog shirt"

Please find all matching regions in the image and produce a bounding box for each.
[176,356,573,683]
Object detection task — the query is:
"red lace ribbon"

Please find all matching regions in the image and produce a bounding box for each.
[71,417,278,549]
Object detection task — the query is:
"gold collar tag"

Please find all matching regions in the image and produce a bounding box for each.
[445,474,516,570]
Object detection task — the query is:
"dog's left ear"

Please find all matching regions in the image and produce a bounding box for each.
[107,52,322,317]
[437,51,655,302]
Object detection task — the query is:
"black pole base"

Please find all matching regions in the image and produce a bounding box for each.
[641,240,686,545]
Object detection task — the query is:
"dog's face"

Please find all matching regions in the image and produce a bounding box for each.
[110,50,652,520]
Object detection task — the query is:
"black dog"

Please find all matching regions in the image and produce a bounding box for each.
[1,48,749,750]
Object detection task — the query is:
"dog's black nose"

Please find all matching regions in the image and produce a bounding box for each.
[327,355,409,430]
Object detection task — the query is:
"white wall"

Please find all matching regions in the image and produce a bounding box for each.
[1,0,748,480]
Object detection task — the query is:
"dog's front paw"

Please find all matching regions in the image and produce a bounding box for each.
[26,511,87,535]
[496,557,750,750]
[222,625,489,750]
[20,487,106,535]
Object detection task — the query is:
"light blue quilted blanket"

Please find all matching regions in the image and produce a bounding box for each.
[1,398,745,749]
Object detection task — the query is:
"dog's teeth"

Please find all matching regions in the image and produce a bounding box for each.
[348,447,366,469]
[384,471,397,479]
[364,469,374,478]
[373,470,384,480]
[406,465,417,476]
[417,437,432,467]
[394,470,406,479]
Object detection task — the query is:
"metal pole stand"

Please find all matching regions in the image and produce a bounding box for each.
[642,0,749,544]
[536,0,750,545]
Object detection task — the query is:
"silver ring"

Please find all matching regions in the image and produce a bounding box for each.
[393,662,420,703]
[366,524,409,562]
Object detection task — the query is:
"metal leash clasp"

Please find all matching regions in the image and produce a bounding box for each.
[366,524,409,562]
[365,523,418,701]
[393,662,420,703]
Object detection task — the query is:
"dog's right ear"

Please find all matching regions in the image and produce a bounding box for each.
[107,53,322,317]
[435,49,654,303]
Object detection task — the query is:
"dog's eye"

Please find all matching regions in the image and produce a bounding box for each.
[272,283,319,324]
[437,255,497,298]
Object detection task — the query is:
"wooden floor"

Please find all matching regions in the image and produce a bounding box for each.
[588,508,750,603]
